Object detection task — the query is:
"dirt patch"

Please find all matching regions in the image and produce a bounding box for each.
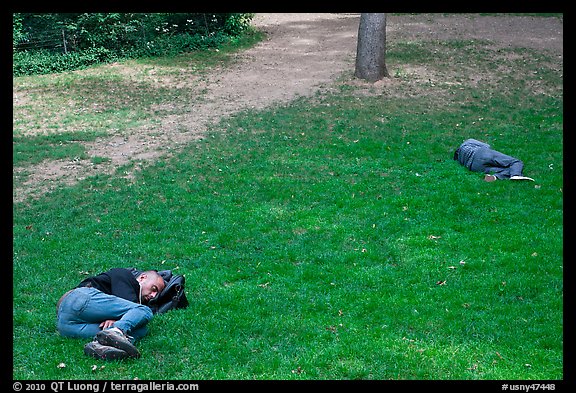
[13,13,563,203]
[388,14,563,53]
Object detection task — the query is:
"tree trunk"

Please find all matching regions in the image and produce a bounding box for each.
[354,13,389,82]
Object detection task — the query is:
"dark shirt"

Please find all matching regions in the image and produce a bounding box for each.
[78,268,141,304]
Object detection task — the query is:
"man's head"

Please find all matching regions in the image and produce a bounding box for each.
[136,270,166,304]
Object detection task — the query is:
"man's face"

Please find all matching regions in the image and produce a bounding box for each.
[139,274,166,303]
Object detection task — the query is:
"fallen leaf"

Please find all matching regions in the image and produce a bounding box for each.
[292,366,303,374]
[428,235,441,240]
[436,280,447,286]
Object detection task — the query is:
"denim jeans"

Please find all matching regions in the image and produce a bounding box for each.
[57,287,153,341]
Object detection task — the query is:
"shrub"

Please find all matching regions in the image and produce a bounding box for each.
[13,47,117,76]
[13,13,254,76]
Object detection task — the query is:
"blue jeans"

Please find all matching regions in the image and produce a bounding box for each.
[57,287,153,341]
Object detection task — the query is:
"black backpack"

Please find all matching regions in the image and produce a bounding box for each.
[130,268,189,314]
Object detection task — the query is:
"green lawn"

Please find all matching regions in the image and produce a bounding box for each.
[13,17,562,381]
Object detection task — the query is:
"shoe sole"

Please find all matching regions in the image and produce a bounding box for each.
[96,330,141,358]
[84,342,129,361]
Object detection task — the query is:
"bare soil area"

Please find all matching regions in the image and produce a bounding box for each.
[13,13,563,203]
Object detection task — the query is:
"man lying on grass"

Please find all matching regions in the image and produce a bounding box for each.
[56,268,165,360]
[454,138,535,182]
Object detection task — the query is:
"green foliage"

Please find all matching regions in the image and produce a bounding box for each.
[13,13,254,76]
[13,47,116,76]
[13,13,25,48]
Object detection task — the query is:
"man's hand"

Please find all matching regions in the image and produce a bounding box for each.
[99,319,117,329]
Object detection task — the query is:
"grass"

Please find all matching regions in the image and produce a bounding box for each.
[12,16,563,381]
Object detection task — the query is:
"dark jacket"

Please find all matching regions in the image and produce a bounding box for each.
[453,138,491,169]
[78,268,141,304]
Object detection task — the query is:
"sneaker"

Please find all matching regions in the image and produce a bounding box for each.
[84,341,129,361]
[96,327,141,358]
[484,174,497,182]
[510,175,535,181]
